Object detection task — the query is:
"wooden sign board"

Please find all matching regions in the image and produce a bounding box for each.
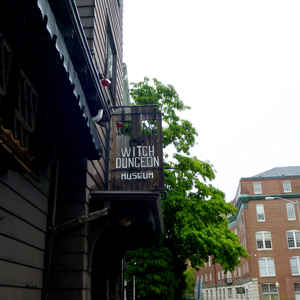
[110,106,164,191]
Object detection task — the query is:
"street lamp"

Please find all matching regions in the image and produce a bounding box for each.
[265,196,300,223]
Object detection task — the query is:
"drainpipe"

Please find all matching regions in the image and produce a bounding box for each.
[43,159,59,300]
[214,263,218,300]
[105,120,111,190]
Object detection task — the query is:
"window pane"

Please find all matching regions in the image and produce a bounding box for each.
[283,181,292,193]
[254,183,262,194]
[294,282,300,292]
[264,232,272,249]
[295,231,300,247]
[267,258,275,275]
[291,257,299,275]
[262,284,269,292]
[259,259,267,276]
[257,205,265,221]
[269,284,277,292]
[256,232,263,249]
[287,203,296,220]
[287,231,295,248]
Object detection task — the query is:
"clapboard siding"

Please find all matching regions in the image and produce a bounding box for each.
[76,0,123,107]
[0,171,49,213]
[20,171,51,197]
[88,160,105,190]
[0,235,44,269]
[0,208,46,249]
[0,260,43,288]
[51,161,90,298]
[0,286,41,300]
[0,183,47,231]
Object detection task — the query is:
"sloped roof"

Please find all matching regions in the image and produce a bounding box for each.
[253,166,300,178]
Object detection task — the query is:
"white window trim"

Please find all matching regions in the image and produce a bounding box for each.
[283,181,292,193]
[253,182,262,194]
[286,203,296,220]
[258,257,276,277]
[256,204,265,222]
[256,231,272,250]
[290,256,300,275]
[287,230,300,249]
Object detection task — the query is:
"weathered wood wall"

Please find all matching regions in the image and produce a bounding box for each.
[50,156,107,300]
[0,167,51,300]
[76,0,123,107]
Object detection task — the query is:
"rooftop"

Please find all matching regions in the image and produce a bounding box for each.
[252,166,300,178]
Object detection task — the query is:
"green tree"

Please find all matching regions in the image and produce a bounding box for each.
[124,77,249,300]
[184,267,195,295]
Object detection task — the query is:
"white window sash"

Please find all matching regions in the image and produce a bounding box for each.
[256,204,265,221]
[253,183,262,194]
[283,181,292,193]
[287,203,296,220]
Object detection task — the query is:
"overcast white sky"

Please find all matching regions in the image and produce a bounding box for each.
[123,1,300,201]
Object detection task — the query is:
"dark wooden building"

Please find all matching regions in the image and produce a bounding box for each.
[0,1,164,300]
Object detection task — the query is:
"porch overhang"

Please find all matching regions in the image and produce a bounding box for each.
[0,0,105,160]
[90,191,164,235]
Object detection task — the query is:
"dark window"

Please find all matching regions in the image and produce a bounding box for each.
[0,38,12,98]
[105,30,117,102]
[14,70,38,149]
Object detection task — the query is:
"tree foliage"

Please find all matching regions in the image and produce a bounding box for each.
[184,267,196,294]
[125,77,249,300]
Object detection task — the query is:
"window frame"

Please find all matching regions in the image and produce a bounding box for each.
[258,258,276,277]
[256,231,272,250]
[261,283,278,299]
[253,182,262,194]
[286,203,296,220]
[283,181,292,193]
[256,204,265,222]
[0,39,12,97]
[14,70,38,150]
[290,257,300,275]
[294,282,300,292]
[105,26,117,102]
[226,271,232,283]
[287,230,300,249]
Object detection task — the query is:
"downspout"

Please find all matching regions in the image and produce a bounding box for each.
[43,159,59,300]
[105,120,111,190]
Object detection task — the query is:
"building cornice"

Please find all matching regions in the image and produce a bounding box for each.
[241,175,300,180]
[228,193,300,226]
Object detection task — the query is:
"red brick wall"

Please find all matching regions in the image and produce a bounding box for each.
[243,188,300,299]
[240,177,300,196]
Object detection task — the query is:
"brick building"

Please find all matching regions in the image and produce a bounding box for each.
[196,166,300,300]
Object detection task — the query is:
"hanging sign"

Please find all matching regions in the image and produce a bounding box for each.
[110,106,164,191]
